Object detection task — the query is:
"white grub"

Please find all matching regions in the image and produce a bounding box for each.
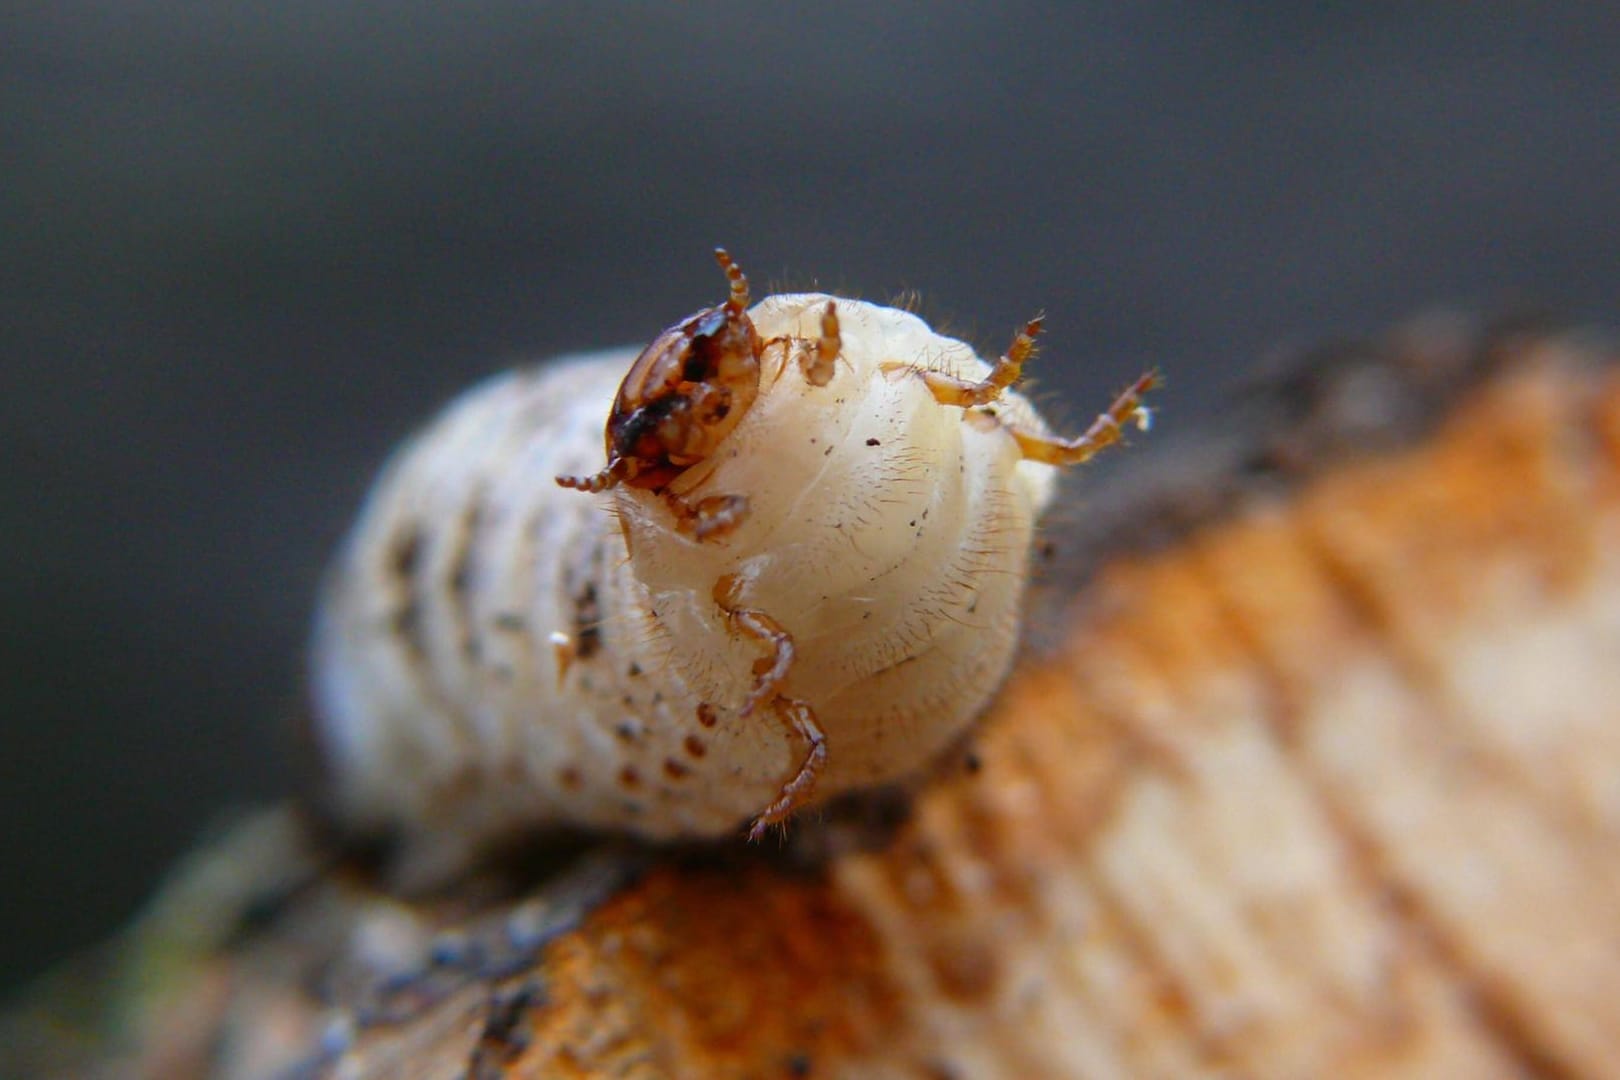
[310,254,1156,880]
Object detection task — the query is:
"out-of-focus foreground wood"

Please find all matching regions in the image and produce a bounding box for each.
[8,321,1620,1078]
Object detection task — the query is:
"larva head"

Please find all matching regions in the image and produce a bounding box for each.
[561,250,763,495]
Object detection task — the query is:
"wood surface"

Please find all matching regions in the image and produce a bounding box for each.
[7,318,1619,1079]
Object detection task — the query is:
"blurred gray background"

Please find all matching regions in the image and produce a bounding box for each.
[5,5,1619,993]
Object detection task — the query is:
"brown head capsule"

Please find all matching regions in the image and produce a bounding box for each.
[557,249,762,496]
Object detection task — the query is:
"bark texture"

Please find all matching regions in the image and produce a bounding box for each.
[8,318,1620,1079]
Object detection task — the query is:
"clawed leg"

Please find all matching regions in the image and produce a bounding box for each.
[548,630,576,688]
[918,315,1045,408]
[713,575,793,714]
[713,574,828,838]
[560,463,746,541]
[1012,369,1161,466]
[746,699,827,841]
[799,301,841,387]
[666,492,749,541]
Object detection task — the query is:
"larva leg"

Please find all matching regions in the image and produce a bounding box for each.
[916,316,1045,408]
[1011,370,1162,466]
[799,301,840,387]
[712,574,794,715]
[746,699,827,841]
[666,492,749,540]
[558,468,748,539]
[712,575,828,838]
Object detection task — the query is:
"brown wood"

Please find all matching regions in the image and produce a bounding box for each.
[8,318,1619,1079]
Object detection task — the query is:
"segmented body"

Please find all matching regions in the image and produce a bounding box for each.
[312,279,1153,878]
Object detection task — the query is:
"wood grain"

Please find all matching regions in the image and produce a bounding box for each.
[8,320,1619,1079]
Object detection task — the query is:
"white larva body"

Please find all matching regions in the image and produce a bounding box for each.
[312,292,1070,872]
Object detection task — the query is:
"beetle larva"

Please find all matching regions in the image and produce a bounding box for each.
[311,250,1157,877]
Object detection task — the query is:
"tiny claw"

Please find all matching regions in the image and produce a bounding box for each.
[548,630,575,688]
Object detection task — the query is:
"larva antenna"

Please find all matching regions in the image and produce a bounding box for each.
[714,248,750,314]
[556,457,626,493]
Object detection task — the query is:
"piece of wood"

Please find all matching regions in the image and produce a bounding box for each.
[8,318,1619,1079]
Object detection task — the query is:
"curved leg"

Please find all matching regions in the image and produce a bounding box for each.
[903,314,1159,470]
[713,575,793,715]
[746,699,827,841]
[914,315,1045,408]
[713,575,829,839]
[667,492,750,541]
[799,301,841,387]
[1011,369,1160,466]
